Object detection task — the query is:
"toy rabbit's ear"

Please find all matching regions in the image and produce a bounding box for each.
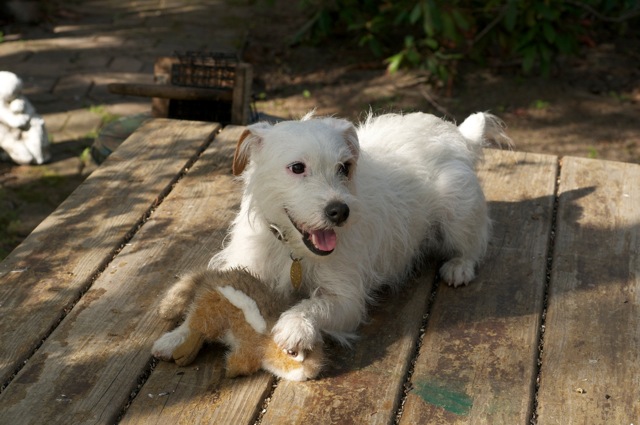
[232,122,272,176]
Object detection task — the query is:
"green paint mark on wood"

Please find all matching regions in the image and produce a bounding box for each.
[414,381,473,415]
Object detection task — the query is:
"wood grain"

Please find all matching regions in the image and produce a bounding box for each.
[121,347,274,425]
[0,119,219,386]
[400,150,558,424]
[536,157,640,424]
[120,126,277,425]
[0,124,240,424]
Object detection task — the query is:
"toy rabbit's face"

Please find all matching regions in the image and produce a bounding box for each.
[262,340,324,381]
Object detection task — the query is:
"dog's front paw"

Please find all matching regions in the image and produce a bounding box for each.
[272,311,319,354]
[440,258,476,287]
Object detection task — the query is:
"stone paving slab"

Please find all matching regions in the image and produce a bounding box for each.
[2,0,251,153]
[0,0,253,259]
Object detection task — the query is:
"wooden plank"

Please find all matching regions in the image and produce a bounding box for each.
[536,157,640,424]
[120,126,276,425]
[400,150,558,424]
[260,269,435,425]
[121,126,273,425]
[121,347,273,425]
[231,63,252,125]
[0,119,219,386]
[0,125,240,424]
[108,83,234,101]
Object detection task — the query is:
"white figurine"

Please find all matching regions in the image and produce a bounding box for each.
[0,71,50,164]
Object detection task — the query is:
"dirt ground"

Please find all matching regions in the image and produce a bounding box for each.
[247,6,640,163]
[1,3,639,259]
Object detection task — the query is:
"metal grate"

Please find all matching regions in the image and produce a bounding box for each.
[171,51,238,89]
[168,51,238,123]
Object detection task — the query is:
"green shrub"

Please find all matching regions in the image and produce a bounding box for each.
[296,0,639,82]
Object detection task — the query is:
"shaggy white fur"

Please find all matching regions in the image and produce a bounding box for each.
[205,111,509,353]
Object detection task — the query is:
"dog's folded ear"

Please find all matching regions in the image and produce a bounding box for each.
[233,122,272,175]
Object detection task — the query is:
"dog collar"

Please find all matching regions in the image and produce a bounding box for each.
[269,223,303,290]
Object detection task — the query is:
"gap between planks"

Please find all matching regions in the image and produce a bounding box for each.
[0,121,219,397]
[528,156,563,425]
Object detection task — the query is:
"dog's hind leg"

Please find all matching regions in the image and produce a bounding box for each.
[435,169,491,287]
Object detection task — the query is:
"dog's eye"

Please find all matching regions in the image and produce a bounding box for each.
[288,162,306,175]
[338,162,351,177]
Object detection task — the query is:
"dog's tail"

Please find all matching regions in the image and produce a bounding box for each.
[458,112,512,149]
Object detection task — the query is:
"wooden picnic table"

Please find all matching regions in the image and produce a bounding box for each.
[0,119,638,424]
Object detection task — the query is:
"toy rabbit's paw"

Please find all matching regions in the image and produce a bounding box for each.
[151,325,203,366]
[171,330,205,366]
[272,311,319,354]
[152,330,184,361]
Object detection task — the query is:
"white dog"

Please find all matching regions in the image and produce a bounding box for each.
[159,111,509,359]
[0,71,50,165]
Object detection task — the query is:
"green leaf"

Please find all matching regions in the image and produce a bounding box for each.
[368,37,384,57]
[451,9,470,31]
[404,35,415,48]
[422,1,434,37]
[386,52,404,73]
[538,44,552,62]
[521,46,537,73]
[555,33,574,53]
[407,48,421,65]
[504,1,518,32]
[441,11,457,41]
[437,64,449,81]
[542,22,556,44]
[409,3,422,24]
[424,37,439,50]
[525,8,536,27]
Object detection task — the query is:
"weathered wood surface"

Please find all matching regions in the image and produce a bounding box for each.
[260,269,434,425]
[108,83,234,101]
[400,150,558,424]
[536,157,640,424]
[0,119,219,386]
[1,117,639,425]
[118,126,278,425]
[0,126,242,424]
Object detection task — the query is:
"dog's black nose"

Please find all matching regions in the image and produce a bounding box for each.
[325,201,350,226]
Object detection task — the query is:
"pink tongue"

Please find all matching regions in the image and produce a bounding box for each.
[310,229,337,252]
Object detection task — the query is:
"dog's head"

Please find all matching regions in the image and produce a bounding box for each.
[232,114,360,257]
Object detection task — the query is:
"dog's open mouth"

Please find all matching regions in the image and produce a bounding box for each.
[286,212,336,256]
